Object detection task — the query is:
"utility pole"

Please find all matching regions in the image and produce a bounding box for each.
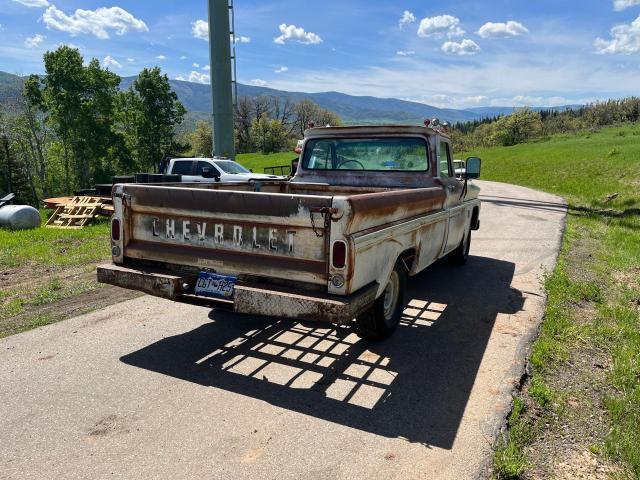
[208,0,236,159]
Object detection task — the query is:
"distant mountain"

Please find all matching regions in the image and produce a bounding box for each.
[120,77,481,124]
[0,71,24,105]
[1,70,581,126]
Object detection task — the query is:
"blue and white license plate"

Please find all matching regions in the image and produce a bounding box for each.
[194,272,237,299]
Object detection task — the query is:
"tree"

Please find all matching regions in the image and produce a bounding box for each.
[190,121,213,157]
[0,107,13,194]
[271,96,296,134]
[491,109,543,146]
[120,67,186,172]
[250,114,288,154]
[25,46,122,190]
[293,100,342,137]
[234,97,254,153]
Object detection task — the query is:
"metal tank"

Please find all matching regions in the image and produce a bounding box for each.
[0,205,42,230]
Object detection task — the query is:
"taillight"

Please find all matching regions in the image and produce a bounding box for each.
[332,241,347,269]
[111,218,121,241]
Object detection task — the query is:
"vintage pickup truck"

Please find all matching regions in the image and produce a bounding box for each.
[98,125,481,339]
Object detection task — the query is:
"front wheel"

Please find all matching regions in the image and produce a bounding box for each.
[356,260,407,340]
[448,228,471,266]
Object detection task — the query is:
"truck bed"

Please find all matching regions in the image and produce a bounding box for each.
[112,181,446,289]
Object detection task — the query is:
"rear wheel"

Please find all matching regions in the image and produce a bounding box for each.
[356,260,407,340]
[448,228,471,266]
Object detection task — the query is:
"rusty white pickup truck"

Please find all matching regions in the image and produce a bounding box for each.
[98,125,481,339]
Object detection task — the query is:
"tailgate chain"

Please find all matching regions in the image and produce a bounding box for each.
[309,207,338,238]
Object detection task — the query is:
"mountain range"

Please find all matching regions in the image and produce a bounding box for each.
[2,70,578,126]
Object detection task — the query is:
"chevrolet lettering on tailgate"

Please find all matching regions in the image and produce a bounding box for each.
[150,216,297,254]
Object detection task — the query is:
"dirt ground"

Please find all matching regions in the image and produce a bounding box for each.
[0,263,140,338]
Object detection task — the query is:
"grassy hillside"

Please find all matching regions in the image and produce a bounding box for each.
[480,125,640,478]
[469,124,640,212]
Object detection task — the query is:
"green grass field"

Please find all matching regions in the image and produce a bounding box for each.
[0,211,110,270]
[236,151,298,173]
[479,125,640,478]
[468,124,640,212]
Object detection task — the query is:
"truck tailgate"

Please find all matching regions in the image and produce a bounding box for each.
[119,185,332,285]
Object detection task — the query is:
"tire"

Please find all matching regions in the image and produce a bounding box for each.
[356,260,407,340]
[448,227,471,266]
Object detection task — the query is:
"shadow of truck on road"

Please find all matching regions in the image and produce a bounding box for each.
[121,255,523,449]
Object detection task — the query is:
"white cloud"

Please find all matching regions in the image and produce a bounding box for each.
[442,39,481,55]
[189,71,210,84]
[249,79,268,87]
[399,11,416,29]
[156,55,166,60]
[192,19,208,41]
[274,24,322,45]
[42,5,148,39]
[595,15,640,54]
[396,50,415,56]
[180,55,187,60]
[274,66,288,73]
[102,55,122,69]
[235,36,251,44]
[202,65,210,71]
[192,63,200,68]
[613,0,640,11]
[477,21,528,39]
[267,56,622,111]
[418,15,464,38]
[127,57,134,62]
[12,0,49,7]
[175,75,186,81]
[24,33,45,48]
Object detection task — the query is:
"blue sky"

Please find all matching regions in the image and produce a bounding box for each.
[1,0,640,108]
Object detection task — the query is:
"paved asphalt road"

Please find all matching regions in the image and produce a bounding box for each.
[0,181,567,480]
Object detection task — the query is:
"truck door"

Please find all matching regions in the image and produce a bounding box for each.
[438,139,466,254]
[171,160,197,182]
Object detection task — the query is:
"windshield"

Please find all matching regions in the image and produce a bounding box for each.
[302,138,429,172]
[214,161,251,174]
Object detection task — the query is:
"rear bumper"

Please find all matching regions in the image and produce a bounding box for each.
[97,264,376,325]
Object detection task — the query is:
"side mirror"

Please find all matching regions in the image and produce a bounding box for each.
[465,157,482,179]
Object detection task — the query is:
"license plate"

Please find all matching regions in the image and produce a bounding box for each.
[194,272,237,299]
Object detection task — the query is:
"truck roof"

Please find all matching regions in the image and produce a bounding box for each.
[304,124,450,139]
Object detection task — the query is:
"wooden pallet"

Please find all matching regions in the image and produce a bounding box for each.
[43,196,114,216]
[46,196,105,229]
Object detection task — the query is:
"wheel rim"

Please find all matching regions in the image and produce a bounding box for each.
[382,271,400,322]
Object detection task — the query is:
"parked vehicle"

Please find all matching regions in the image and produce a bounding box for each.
[454,159,466,179]
[98,125,481,339]
[166,157,286,183]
